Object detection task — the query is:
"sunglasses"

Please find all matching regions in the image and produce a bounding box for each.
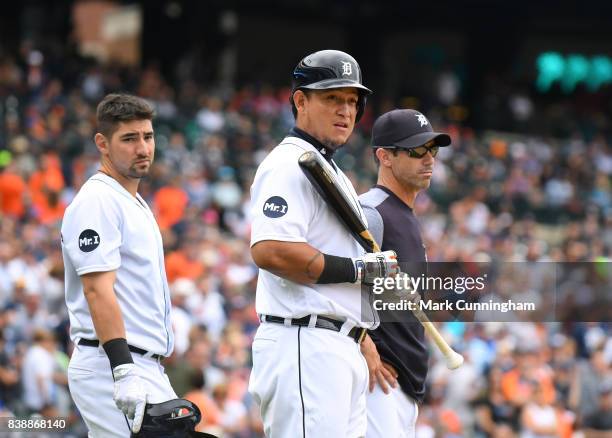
[384,140,439,158]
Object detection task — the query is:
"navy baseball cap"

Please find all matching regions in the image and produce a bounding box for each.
[371,109,451,149]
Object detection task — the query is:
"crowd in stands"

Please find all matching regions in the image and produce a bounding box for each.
[0,42,610,437]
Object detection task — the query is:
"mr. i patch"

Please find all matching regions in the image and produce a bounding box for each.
[263,196,288,218]
[78,229,101,252]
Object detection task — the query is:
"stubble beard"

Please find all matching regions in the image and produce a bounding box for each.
[397,172,431,192]
[127,162,151,179]
[320,135,348,151]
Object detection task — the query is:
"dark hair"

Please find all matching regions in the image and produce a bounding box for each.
[291,88,313,120]
[189,368,206,390]
[96,93,155,138]
[372,147,398,165]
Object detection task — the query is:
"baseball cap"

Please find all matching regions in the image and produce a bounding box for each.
[371,109,451,150]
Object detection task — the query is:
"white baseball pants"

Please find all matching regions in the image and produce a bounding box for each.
[249,322,369,438]
[366,383,419,438]
[67,341,177,438]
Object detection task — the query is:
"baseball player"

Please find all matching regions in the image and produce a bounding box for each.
[248,49,398,438]
[360,109,451,438]
[61,94,177,437]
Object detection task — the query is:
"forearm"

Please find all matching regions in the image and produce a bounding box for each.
[251,240,395,286]
[81,271,126,343]
[251,241,326,284]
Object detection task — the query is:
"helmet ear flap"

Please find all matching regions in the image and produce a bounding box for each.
[290,91,298,119]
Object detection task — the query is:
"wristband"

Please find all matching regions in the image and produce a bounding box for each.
[102,338,134,369]
[316,253,356,284]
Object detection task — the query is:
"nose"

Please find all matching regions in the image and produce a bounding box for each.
[423,151,435,164]
[337,100,353,118]
[135,135,149,155]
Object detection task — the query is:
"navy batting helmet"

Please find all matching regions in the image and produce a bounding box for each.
[291,49,372,122]
[131,399,218,438]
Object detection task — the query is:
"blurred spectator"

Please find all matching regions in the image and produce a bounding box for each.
[0,327,20,413]
[570,345,612,423]
[165,240,205,283]
[183,369,223,436]
[0,161,27,219]
[28,152,65,215]
[430,350,480,430]
[520,382,559,438]
[449,187,491,236]
[581,379,612,437]
[187,274,227,342]
[170,278,197,356]
[22,328,65,416]
[154,174,189,231]
[212,381,248,438]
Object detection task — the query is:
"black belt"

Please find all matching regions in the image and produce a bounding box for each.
[78,339,164,361]
[260,314,367,344]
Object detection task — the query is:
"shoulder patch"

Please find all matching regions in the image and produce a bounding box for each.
[263,196,288,218]
[78,229,101,252]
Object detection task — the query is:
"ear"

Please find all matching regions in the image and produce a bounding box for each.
[375,148,392,167]
[94,133,109,155]
[293,90,308,114]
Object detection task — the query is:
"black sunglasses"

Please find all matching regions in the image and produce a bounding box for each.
[384,141,439,158]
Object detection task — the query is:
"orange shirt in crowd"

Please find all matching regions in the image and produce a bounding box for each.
[439,408,462,434]
[183,390,222,431]
[165,250,204,283]
[501,369,556,405]
[556,408,574,438]
[0,170,26,218]
[37,196,66,224]
[154,185,188,230]
[29,153,65,210]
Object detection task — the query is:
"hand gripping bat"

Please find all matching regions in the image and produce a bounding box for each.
[298,150,464,370]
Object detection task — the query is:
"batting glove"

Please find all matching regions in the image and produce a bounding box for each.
[112,363,148,433]
[352,250,399,284]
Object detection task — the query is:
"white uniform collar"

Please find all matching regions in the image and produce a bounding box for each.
[90,172,148,207]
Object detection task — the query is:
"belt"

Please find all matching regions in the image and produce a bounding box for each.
[259,314,368,344]
[78,339,164,361]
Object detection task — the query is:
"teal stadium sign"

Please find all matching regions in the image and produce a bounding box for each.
[536,52,612,93]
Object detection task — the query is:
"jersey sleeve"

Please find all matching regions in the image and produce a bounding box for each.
[362,205,384,248]
[61,190,122,275]
[250,156,316,246]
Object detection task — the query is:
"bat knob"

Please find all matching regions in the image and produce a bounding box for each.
[445,351,464,370]
[298,151,316,165]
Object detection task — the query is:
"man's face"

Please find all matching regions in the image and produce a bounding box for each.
[296,88,359,149]
[100,119,155,179]
[387,147,436,191]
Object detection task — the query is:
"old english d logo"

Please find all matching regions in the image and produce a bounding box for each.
[341,61,352,76]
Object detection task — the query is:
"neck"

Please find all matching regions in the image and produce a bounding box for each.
[99,161,140,197]
[290,126,336,160]
[377,172,418,208]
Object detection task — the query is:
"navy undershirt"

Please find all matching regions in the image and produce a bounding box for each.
[288,127,337,161]
[361,185,429,403]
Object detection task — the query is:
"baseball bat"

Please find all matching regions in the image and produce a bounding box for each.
[298,151,464,370]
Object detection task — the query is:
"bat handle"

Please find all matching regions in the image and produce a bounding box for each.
[362,226,463,368]
[423,322,464,369]
[412,307,464,370]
